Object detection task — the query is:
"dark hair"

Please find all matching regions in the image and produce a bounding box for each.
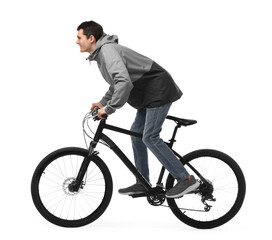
[77,20,103,41]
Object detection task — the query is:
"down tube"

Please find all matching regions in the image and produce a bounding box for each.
[100,134,152,190]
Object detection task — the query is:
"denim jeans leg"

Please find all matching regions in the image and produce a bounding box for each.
[143,103,189,181]
[130,108,150,182]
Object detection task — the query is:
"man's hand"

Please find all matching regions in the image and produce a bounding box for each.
[91,102,104,111]
[98,108,108,119]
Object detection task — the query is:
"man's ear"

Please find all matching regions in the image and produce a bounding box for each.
[88,35,96,43]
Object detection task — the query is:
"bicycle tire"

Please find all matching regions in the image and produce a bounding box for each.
[31,147,113,227]
[166,149,246,229]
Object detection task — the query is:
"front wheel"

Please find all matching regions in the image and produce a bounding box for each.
[31,147,113,227]
[166,149,246,229]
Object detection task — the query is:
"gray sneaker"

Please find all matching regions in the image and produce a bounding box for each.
[165,175,200,198]
[118,183,147,195]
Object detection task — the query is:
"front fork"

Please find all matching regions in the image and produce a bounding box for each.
[68,141,98,192]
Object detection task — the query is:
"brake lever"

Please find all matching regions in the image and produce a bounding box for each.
[90,107,99,120]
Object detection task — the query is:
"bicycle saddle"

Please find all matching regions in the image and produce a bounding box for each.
[166,115,197,126]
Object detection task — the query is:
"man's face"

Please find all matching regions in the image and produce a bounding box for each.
[76,29,95,53]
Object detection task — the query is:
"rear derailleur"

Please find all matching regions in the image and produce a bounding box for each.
[198,180,216,212]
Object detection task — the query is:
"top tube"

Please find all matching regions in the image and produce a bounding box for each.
[88,108,142,139]
[104,123,142,138]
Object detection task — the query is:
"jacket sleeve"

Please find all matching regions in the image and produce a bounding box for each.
[100,86,114,107]
[100,45,133,114]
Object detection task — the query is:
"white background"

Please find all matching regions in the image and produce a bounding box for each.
[1,0,271,239]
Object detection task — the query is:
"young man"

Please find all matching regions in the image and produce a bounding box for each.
[76,20,199,198]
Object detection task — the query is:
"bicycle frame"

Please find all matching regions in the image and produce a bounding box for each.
[72,118,204,193]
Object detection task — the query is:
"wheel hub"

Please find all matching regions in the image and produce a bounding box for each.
[199,179,214,196]
[63,177,80,196]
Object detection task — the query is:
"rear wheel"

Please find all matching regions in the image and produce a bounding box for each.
[31,147,113,227]
[166,149,246,229]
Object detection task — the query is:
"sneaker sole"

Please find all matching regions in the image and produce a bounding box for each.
[165,182,200,198]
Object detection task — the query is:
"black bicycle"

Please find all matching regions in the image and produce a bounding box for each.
[31,108,246,229]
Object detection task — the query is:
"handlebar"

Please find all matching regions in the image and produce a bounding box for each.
[91,107,108,121]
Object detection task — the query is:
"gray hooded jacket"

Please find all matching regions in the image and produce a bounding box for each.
[87,33,182,114]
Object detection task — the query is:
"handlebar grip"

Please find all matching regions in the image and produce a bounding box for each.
[101,114,108,119]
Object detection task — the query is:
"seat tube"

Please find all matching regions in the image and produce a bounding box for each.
[156,166,166,186]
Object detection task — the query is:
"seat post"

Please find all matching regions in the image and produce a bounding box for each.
[168,124,181,148]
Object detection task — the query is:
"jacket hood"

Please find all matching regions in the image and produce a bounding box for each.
[86,33,118,61]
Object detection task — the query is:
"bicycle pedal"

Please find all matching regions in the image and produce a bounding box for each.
[129,193,147,198]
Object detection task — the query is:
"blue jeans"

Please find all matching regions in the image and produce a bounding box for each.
[130,103,189,183]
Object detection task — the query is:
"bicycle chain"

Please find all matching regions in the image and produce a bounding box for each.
[159,204,209,212]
